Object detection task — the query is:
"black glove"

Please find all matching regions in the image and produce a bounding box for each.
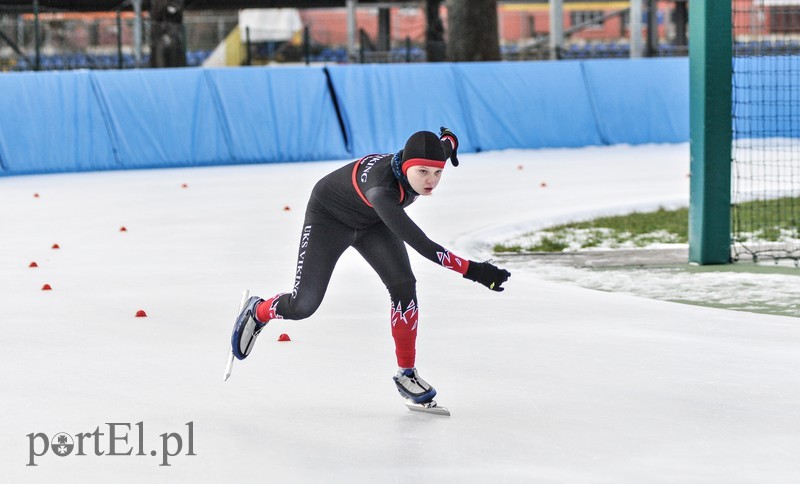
[464,260,511,292]
[439,126,459,167]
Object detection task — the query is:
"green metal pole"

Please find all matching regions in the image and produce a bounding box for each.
[688,0,732,264]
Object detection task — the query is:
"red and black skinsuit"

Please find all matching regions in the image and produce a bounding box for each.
[257,139,468,369]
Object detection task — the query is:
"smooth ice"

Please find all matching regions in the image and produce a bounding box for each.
[1,143,799,483]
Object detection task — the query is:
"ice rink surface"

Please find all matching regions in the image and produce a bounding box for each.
[2,143,799,483]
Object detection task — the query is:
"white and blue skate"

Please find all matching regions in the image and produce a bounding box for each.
[394,368,450,416]
[223,290,266,381]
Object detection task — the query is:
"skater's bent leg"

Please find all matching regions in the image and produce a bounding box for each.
[257,222,354,322]
[354,225,418,368]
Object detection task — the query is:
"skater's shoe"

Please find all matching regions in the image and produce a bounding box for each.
[393,368,437,404]
[231,296,267,360]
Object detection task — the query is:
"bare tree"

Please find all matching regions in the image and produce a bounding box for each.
[446,0,500,62]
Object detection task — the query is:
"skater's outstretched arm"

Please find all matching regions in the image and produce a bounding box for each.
[366,187,510,291]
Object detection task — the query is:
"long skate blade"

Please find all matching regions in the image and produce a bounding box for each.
[223,289,250,382]
[404,401,450,416]
[223,350,235,381]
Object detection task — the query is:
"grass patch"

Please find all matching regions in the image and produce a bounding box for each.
[562,207,689,239]
[494,244,523,253]
[733,196,800,244]
[529,236,570,252]
[496,197,800,253]
[494,206,689,253]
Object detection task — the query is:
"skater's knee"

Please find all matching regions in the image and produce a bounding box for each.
[284,296,320,320]
[387,279,416,301]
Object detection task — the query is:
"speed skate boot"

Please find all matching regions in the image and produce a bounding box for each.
[230,296,267,360]
[393,368,437,404]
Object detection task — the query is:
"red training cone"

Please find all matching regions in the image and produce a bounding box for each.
[29,261,38,268]
[278,333,291,342]
[283,206,291,211]
[135,310,147,317]
[119,226,127,232]
[52,243,60,249]
[41,284,52,291]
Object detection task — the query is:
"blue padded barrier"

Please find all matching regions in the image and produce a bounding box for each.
[1,59,695,177]
[453,61,603,150]
[325,63,474,156]
[204,67,349,163]
[90,68,232,169]
[0,71,117,175]
[580,57,689,145]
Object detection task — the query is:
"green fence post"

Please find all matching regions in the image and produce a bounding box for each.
[689,0,732,264]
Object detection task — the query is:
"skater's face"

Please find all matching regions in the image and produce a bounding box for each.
[407,165,442,196]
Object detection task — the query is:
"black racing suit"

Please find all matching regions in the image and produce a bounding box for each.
[269,151,468,368]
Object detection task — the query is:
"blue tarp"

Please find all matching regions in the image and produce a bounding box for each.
[205,67,348,163]
[91,69,231,168]
[454,61,603,150]
[581,57,689,145]
[326,63,474,156]
[1,59,694,177]
[0,67,349,175]
[0,71,116,175]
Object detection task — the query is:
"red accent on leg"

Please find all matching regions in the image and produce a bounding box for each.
[391,299,418,368]
[255,294,284,323]
[395,344,416,369]
[255,301,269,323]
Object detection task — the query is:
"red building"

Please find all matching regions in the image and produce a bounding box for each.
[301,1,800,50]
[300,2,683,49]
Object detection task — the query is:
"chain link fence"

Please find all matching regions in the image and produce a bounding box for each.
[0,5,237,71]
[1,3,696,72]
